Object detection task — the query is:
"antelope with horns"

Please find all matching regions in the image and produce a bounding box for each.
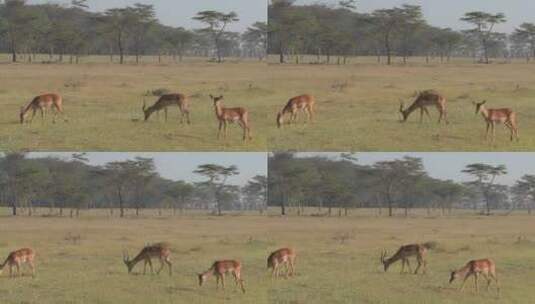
[449,258,500,295]
[123,242,172,276]
[198,260,246,293]
[473,100,519,142]
[399,90,448,124]
[0,248,36,278]
[267,248,296,279]
[277,94,315,128]
[142,93,191,124]
[380,242,436,274]
[210,94,252,141]
[20,93,64,124]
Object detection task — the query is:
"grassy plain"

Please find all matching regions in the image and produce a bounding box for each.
[0,57,270,151]
[267,58,535,151]
[0,209,534,304]
[1,56,535,151]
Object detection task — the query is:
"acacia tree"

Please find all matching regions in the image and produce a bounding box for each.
[165,180,194,215]
[370,7,405,65]
[373,157,425,216]
[192,10,239,63]
[128,3,156,64]
[100,7,135,64]
[1,0,37,62]
[462,163,507,215]
[513,23,535,61]
[460,11,506,64]
[166,27,194,62]
[243,175,268,212]
[193,164,239,215]
[512,175,535,214]
[242,22,268,60]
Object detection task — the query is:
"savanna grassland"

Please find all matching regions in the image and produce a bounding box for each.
[0,209,534,304]
[267,58,535,151]
[0,57,271,151]
[2,57,535,151]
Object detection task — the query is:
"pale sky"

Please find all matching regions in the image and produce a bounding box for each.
[28,0,267,32]
[294,0,535,33]
[296,153,535,186]
[27,152,267,186]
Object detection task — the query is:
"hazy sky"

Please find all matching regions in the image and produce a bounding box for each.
[297,153,535,186]
[28,0,267,32]
[28,152,267,186]
[295,0,535,33]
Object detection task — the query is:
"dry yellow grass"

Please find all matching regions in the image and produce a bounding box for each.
[0,210,534,303]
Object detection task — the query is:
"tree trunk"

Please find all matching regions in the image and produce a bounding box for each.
[118,188,124,218]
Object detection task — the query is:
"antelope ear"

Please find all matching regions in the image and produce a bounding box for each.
[481,100,487,104]
[219,95,223,99]
[209,94,214,99]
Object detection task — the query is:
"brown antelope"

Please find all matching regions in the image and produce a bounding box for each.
[0,248,36,278]
[277,94,315,128]
[122,242,172,276]
[198,260,246,293]
[143,93,191,124]
[20,93,64,124]
[449,258,500,295]
[399,90,448,124]
[210,94,252,141]
[380,242,435,274]
[473,100,519,142]
[267,248,296,279]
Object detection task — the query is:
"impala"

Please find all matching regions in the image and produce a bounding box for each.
[20,93,64,124]
[0,248,36,278]
[123,242,172,276]
[143,93,191,124]
[198,260,246,293]
[210,94,252,141]
[267,248,296,279]
[399,90,448,124]
[380,242,435,274]
[473,100,519,142]
[449,258,500,294]
[276,94,315,128]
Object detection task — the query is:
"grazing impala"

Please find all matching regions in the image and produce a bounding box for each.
[210,94,252,141]
[0,248,36,278]
[473,100,519,142]
[399,90,448,124]
[380,242,435,274]
[198,260,246,293]
[276,94,315,128]
[267,248,296,279]
[20,93,64,124]
[143,93,191,124]
[123,242,172,276]
[449,258,500,294]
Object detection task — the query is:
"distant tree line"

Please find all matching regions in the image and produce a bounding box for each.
[268,153,535,216]
[268,0,535,64]
[0,153,267,217]
[0,0,267,63]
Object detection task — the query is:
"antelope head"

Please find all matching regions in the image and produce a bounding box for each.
[209,94,224,105]
[399,100,408,122]
[198,272,208,286]
[380,250,390,272]
[449,269,458,283]
[122,250,133,273]
[20,106,27,124]
[276,112,284,128]
[473,100,487,115]
[142,97,150,121]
